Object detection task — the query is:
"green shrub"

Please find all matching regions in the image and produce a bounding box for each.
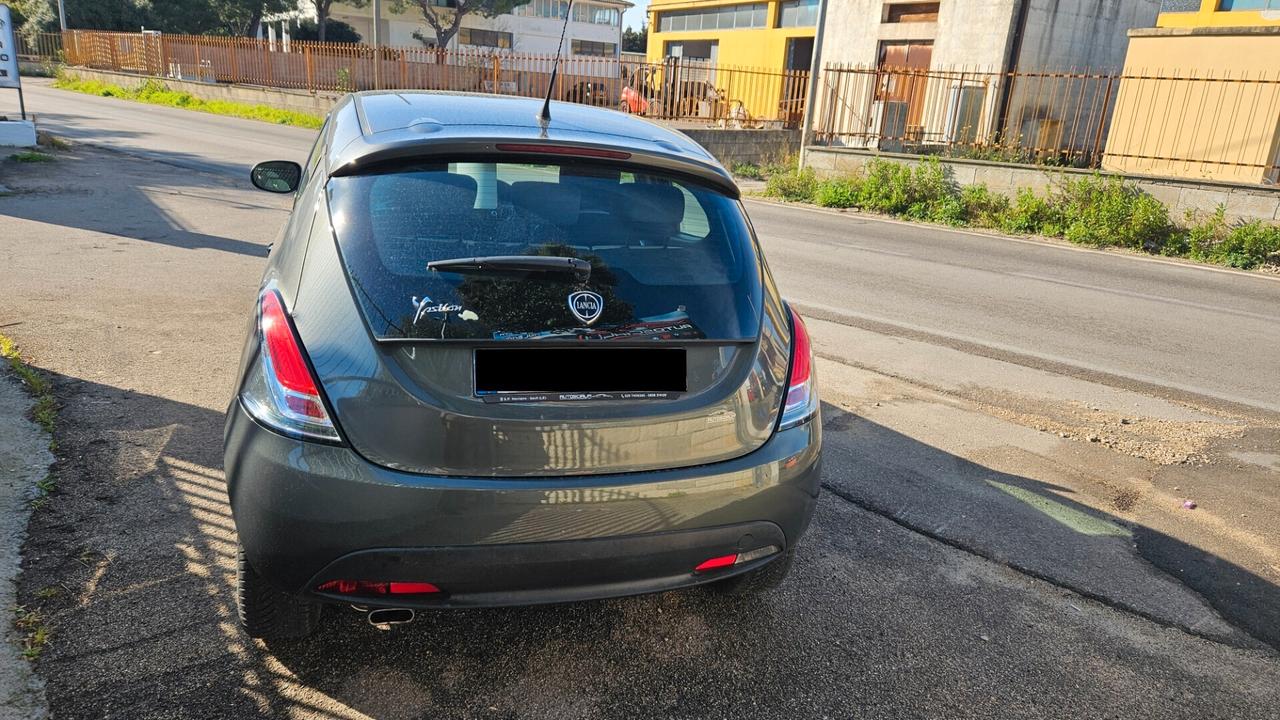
[1055,175,1171,252]
[997,188,1061,235]
[733,162,764,180]
[1187,207,1280,269]
[814,177,861,208]
[959,184,1010,228]
[852,158,963,223]
[855,159,915,214]
[765,168,818,202]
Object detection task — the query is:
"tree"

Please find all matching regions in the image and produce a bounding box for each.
[403,0,531,51]
[293,17,362,42]
[312,0,368,42]
[204,0,293,36]
[621,24,645,53]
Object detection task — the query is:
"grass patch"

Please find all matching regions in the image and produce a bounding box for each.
[0,335,58,449]
[13,606,49,661]
[9,151,55,163]
[768,158,1280,272]
[54,74,324,130]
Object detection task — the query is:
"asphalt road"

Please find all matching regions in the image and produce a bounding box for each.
[11,80,1280,415]
[2,84,1279,719]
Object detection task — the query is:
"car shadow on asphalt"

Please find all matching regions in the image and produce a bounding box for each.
[16,379,1280,718]
[0,142,277,258]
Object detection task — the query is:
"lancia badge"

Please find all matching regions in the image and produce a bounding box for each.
[568,291,604,325]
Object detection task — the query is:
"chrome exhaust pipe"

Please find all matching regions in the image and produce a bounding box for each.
[366,607,415,628]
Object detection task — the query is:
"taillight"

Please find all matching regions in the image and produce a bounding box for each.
[239,289,340,442]
[778,307,818,430]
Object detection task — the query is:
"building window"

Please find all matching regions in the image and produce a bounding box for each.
[778,0,819,26]
[572,39,617,56]
[883,2,940,22]
[459,28,513,48]
[573,3,622,25]
[516,0,569,19]
[1219,0,1280,9]
[657,3,768,32]
[516,0,620,24]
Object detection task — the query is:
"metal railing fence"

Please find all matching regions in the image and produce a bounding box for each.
[812,63,1280,183]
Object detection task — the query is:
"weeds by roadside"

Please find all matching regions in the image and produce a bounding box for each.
[763,158,1280,271]
[733,156,800,182]
[53,73,325,130]
[8,151,55,163]
[13,606,49,660]
[0,335,58,450]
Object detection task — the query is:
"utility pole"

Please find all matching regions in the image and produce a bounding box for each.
[372,0,382,89]
[57,0,68,31]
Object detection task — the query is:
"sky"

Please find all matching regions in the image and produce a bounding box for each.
[623,0,649,31]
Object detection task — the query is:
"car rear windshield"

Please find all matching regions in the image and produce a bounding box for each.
[326,159,763,342]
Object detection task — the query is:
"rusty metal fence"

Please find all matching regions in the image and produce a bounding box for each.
[26,30,808,127]
[15,32,64,61]
[813,63,1280,183]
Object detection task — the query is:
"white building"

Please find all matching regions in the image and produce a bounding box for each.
[322,0,632,57]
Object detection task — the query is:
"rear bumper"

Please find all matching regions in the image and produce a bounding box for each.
[224,401,821,606]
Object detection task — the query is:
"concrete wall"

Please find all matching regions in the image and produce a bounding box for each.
[1016,0,1159,71]
[680,128,800,166]
[930,0,1017,70]
[1102,27,1280,185]
[805,147,1280,223]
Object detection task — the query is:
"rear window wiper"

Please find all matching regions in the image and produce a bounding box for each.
[427,255,591,282]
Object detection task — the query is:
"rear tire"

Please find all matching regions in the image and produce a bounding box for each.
[707,547,795,597]
[236,545,321,640]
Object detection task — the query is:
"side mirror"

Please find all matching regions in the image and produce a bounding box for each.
[251,161,303,193]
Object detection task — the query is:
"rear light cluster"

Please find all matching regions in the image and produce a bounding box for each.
[240,289,341,442]
[316,580,441,595]
[694,545,781,573]
[778,307,819,430]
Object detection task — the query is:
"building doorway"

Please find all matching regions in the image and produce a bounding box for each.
[876,40,932,148]
[780,37,814,125]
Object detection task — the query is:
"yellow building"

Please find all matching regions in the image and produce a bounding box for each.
[644,0,817,124]
[1102,1,1280,184]
[1156,0,1280,28]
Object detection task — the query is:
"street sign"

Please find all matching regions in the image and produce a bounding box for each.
[0,4,20,90]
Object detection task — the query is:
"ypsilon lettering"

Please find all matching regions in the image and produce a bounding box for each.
[412,295,464,325]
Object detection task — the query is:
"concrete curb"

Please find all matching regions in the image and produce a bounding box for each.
[0,371,51,720]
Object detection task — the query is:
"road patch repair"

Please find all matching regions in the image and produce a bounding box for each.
[0,342,51,720]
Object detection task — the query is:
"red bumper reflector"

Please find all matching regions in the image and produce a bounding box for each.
[389,582,440,594]
[316,580,441,595]
[694,554,738,573]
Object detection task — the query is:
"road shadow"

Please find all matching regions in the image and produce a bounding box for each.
[16,378,1280,719]
[0,143,279,258]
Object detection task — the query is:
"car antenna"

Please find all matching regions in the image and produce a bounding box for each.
[538,0,574,127]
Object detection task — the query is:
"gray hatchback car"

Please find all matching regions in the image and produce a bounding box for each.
[226,90,821,639]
